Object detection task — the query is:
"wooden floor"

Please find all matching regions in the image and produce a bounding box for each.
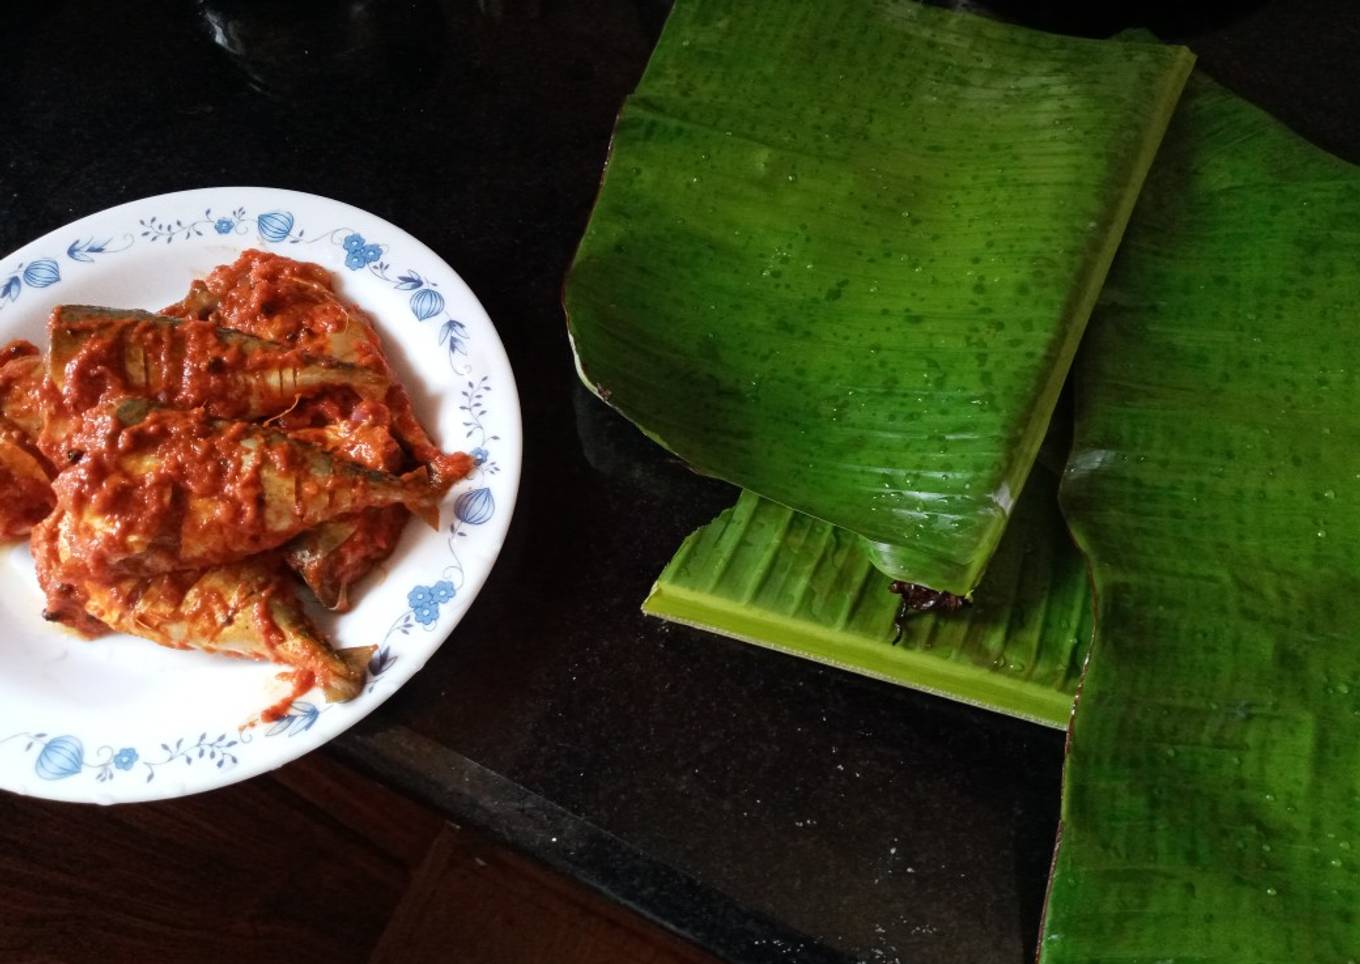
[0,752,717,964]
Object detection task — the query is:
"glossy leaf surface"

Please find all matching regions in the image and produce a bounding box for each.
[1042,74,1360,962]
[565,0,1192,593]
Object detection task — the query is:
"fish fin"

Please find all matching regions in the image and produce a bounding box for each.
[430,451,475,488]
[397,465,443,529]
[410,500,440,531]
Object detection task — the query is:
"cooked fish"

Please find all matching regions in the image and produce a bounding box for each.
[0,342,56,538]
[282,416,407,610]
[30,510,107,636]
[14,251,475,711]
[284,506,408,611]
[30,409,379,699]
[48,306,389,419]
[0,342,48,442]
[0,429,54,539]
[33,507,371,701]
[51,400,451,578]
[81,558,374,702]
[161,250,450,466]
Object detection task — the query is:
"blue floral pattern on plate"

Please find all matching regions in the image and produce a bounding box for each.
[0,192,515,795]
[1,205,477,368]
[0,731,243,784]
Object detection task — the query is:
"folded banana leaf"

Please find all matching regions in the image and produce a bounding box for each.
[646,463,1091,728]
[1040,74,1360,961]
[565,0,1193,594]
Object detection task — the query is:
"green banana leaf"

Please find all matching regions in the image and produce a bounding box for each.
[1041,74,1360,961]
[645,463,1092,728]
[565,0,1193,594]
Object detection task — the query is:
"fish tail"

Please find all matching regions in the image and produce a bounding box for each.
[267,590,369,703]
[321,645,377,702]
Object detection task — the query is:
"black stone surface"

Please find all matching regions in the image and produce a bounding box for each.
[4,2,1356,961]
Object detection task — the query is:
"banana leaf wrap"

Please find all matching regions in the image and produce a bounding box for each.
[1041,72,1360,962]
[565,0,1192,594]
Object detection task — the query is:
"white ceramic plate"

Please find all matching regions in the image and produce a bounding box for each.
[0,187,521,803]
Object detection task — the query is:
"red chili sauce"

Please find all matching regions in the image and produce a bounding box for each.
[0,250,473,707]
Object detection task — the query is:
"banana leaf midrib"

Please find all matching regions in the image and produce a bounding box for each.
[645,462,1092,729]
[649,586,1076,728]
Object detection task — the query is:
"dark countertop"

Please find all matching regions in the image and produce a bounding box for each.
[4,2,1356,961]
